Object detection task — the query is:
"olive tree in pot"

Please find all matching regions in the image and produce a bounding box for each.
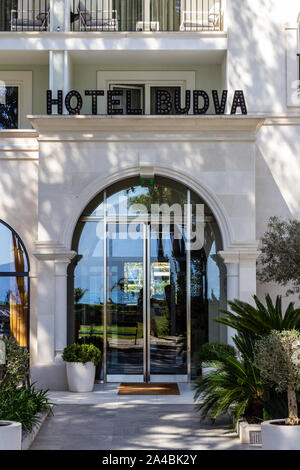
[254,330,300,450]
[62,344,101,393]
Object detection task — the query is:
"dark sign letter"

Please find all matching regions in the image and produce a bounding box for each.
[175,90,191,114]
[65,90,83,115]
[47,90,63,115]
[126,90,143,115]
[212,90,228,115]
[85,90,104,115]
[193,91,209,114]
[230,90,247,115]
[107,90,123,115]
[156,90,172,114]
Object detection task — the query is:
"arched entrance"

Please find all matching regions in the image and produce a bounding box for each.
[69,176,226,382]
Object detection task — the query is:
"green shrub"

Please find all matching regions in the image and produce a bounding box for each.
[62,343,101,366]
[194,335,264,426]
[254,330,300,425]
[0,337,30,391]
[198,342,236,365]
[0,384,53,433]
[216,294,300,340]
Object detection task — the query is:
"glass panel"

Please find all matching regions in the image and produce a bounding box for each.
[0,86,18,129]
[107,223,144,376]
[105,176,188,217]
[191,220,227,378]
[113,0,143,31]
[0,222,28,273]
[74,222,104,378]
[0,276,29,347]
[150,0,180,32]
[0,1,18,32]
[149,223,187,375]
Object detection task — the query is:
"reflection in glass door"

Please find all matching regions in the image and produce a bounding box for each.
[106,223,145,382]
[148,223,187,381]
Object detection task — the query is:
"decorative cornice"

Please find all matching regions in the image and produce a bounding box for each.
[27,115,267,142]
[219,242,261,264]
[33,241,76,261]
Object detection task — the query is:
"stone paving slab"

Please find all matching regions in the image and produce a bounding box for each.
[30,404,258,450]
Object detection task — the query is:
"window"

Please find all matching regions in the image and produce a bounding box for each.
[0,85,19,129]
[0,221,29,347]
[98,71,195,114]
[0,72,32,129]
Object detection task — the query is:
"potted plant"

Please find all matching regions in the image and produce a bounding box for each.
[62,343,101,393]
[254,330,300,450]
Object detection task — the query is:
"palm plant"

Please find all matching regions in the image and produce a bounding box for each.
[215,294,300,339]
[194,334,264,426]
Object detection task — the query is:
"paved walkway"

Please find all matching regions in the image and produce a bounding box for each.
[30,384,259,450]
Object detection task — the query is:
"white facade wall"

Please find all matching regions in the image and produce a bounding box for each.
[0,0,299,388]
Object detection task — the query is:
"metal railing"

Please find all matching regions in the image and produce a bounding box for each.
[0,0,50,31]
[71,0,223,32]
[0,0,223,32]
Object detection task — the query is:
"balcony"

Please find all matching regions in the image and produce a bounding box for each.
[72,0,223,32]
[0,0,224,33]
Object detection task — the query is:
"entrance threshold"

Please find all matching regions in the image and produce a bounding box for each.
[106,375,188,383]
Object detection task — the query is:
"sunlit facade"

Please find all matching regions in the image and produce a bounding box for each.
[0,0,300,389]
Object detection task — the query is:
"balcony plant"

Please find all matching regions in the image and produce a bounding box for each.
[254,330,300,450]
[62,343,101,393]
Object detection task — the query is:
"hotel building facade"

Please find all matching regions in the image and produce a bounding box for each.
[0,0,300,389]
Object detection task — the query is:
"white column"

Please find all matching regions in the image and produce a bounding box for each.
[36,258,55,363]
[54,258,71,362]
[33,244,76,365]
[219,252,239,346]
[219,246,260,346]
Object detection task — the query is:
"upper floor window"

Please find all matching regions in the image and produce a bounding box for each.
[0,85,19,129]
[0,72,32,129]
[0,221,29,347]
[98,71,195,115]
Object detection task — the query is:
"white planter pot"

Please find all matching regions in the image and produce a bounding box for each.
[261,419,300,450]
[66,362,96,392]
[0,421,22,450]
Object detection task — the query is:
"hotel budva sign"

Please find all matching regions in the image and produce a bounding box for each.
[47,89,247,115]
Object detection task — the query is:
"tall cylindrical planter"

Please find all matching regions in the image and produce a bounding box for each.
[0,421,22,450]
[66,361,96,392]
[261,420,300,450]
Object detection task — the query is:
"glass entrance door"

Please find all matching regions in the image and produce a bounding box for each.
[106,223,146,382]
[106,221,188,382]
[148,223,187,381]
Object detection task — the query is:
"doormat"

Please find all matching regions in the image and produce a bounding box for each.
[118,383,180,395]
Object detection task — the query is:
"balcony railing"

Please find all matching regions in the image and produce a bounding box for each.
[0,1,50,31]
[72,0,223,33]
[0,0,223,32]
